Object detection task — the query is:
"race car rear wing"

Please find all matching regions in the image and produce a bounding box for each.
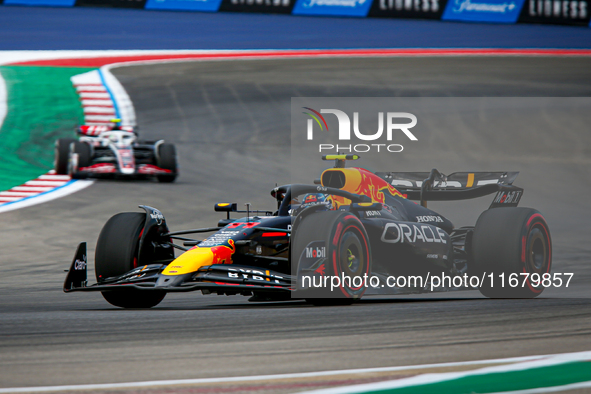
[377,169,523,208]
[77,125,135,136]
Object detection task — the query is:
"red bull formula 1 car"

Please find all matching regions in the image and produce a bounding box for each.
[63,155,552,308]
[54,121,178,182]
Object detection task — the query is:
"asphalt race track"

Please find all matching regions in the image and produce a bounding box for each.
[1,56,591,391]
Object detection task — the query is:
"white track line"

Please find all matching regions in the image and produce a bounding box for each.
[0,354,551,393]
[0,50,224,66]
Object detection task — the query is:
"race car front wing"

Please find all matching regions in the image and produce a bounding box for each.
[63,243,293,295]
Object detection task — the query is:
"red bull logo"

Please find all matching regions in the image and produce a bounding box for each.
[163,238,237,276]
[322,167,405,207]
[210,239,236,265]
[354,168,405,203]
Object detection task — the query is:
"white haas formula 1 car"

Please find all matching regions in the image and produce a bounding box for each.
[54,121,178,183]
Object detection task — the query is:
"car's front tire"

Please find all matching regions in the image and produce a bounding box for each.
[54,138,76,175]
[95,212,166,308]
[156,143,177,183]
[69,141,92,179]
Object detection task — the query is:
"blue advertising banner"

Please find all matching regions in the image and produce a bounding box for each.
[442,0,525,22]
[219,0,295,14]
[145,0,222,11]
[368,0,449,19]
[4,0,75,5]
[292,0,372,17]
[518,0,590,26]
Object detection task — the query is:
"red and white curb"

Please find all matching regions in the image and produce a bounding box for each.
[73,71,115,125]
[71,68,135,126]
[0,171,93,214]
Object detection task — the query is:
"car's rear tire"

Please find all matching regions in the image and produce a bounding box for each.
[69,141,92,179]
[54,138,76,175]
[292,210,370,305]
[472,207,551,298]
[156,143,177,183]
[95,212,166,308]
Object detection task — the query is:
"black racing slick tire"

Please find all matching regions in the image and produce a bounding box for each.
[472,208,552,298]
[54,138,76,175]
[156,143,177,183]
[69,141,92,179]
[95,212,166,309]
[292,210,371,305]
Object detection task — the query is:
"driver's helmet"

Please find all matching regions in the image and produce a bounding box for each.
[291,193,335,216]
[110,118,122,130]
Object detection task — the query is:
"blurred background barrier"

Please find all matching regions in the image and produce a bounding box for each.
[517,0,590,26]
[368,0,449,20]
[291,0,373,17]
[441,0,526,24]
[144,0,221,11]
[1,0,589,27]
[3,0,76,5]
[76,0,146,7]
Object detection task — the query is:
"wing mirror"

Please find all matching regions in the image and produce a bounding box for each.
[214,202,237,212]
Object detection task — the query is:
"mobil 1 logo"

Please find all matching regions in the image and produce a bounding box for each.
[295,240,327,272]
[368,0,448,18]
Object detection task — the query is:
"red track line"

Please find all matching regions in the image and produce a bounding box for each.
[9,48,591,67]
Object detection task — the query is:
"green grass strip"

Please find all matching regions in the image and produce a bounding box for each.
[363,361,591,394]
[0,66,93,191]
